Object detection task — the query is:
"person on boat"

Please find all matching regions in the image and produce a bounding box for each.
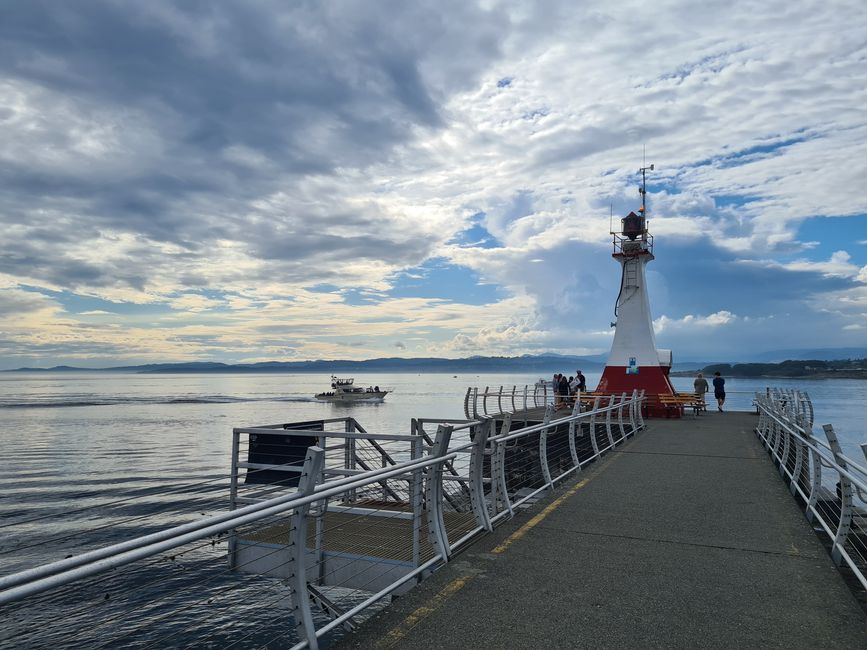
[374,386,380,392]
[712,371,726,412]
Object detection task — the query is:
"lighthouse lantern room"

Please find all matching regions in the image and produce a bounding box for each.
[596,164,676,415]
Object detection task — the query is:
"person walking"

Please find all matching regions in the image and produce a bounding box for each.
[712,371,726,412]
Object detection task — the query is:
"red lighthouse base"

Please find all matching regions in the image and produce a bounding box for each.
[596,365,677,418]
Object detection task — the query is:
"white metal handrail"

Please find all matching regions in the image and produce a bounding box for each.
[754,389,867,591]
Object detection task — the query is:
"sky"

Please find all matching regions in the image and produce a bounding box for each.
[1,0,866,369]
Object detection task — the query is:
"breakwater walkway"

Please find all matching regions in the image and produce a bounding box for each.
[337,412,867,649]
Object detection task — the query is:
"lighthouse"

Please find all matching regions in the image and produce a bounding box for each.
[596,164,676,414]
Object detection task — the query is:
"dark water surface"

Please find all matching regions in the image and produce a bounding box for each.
[0,372,864,646]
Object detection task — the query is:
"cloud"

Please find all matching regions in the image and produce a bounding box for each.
[755,251,866,280]
[1,1,866,366]
[654,310,737,334]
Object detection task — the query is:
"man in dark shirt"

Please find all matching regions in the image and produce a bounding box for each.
[712,372,726,412]
[576,370,586,392]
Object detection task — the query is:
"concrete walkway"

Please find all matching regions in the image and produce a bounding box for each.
[335,412,867,650]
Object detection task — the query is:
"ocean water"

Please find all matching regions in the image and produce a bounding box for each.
[0,371,864,646]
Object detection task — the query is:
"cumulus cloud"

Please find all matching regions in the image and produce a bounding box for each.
[759,251,866,280]
[654,311,737,334]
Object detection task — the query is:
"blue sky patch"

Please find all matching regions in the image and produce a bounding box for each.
[389,258,504,305]
[451,215,502,249]
[796,214,867,265]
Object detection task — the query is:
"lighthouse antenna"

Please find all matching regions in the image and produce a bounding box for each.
[638,162,654,215]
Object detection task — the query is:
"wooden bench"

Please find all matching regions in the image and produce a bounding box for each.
[658,393,707,417]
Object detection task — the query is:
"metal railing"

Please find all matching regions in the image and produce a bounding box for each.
[463,383,552,419]
[0,391,646,649]
[755,388,867,590]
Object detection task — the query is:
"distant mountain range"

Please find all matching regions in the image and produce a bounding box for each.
[3,354,608,374]
[6,348,866,374]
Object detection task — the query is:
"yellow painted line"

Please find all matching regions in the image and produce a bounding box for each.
[491,477,589,554]
[376,573,474,648]
[377,459,616,646]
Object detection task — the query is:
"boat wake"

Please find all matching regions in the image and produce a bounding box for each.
[0,394,319,409]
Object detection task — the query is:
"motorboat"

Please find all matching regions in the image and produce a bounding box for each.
[314,376,390,402]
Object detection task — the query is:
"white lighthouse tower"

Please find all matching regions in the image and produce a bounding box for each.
[596,164,675,413]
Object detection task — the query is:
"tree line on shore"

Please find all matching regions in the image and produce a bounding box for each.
[693,359,867,379]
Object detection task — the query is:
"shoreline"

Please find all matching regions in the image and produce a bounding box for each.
[670,371,867,380]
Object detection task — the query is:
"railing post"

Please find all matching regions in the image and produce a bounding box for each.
[617,393,627,443]
[779,411,792,479]
[345,419,357,504]
[568,392,581,469]
[228,429,240,570]
[802,391,814,428]
[463,387,472,420]
[497,386,504,414]
[823,424,854,566]
[766,413,776,452]
[523,385,528,411]
[410,432,424,571]
[469,420,493,532]
[482,386,489,416]
[637,390,646,430]
[288,446,325,650]
[790,413,808,497]
[768,410,778,452]
[511,386,517,413]
[591,397,604,458]
[772,414,784,463]
[492,414,513,518]
[606,395,618,448]
[472,387,479,419]
[629,390,638,436]
[805,421,823,524]
[425,425,454,561]
[540,404,554,488]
